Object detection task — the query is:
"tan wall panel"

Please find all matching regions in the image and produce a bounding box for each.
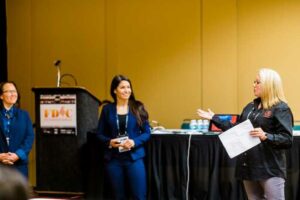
[202,0,238,114]
[238,0,300,119]
[6,0,32,113]
[30,0,107,100]
[107,0,202,128]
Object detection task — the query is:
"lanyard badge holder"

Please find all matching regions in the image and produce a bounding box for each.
[116,110,130,153]
[117,134,129,153]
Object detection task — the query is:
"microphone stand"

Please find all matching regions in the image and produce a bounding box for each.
[56,65,61,87]
[54,60,61,87]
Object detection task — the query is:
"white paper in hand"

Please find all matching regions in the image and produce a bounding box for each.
[218,119,261,158]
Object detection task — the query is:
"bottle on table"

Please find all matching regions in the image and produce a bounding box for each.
[202,119,209,132]
[189,119,198,130]
[197,119,203,132]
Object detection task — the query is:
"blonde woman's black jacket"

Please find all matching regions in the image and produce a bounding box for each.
[211,98,293,180]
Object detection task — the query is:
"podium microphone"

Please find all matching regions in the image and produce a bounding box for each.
[54,60,61,87]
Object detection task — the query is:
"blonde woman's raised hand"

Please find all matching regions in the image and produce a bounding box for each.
[197,108,215,120]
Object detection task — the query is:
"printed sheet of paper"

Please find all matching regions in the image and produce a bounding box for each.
[218,119,261,158]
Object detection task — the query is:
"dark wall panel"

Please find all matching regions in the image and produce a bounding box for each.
[0,0,7,82]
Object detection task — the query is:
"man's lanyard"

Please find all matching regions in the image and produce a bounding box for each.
[116,106,129,136]
[1,108,14,146]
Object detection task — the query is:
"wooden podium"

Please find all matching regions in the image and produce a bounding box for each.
[32,87,101,195]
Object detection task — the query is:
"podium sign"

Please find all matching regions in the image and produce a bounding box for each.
[40,94,77,135]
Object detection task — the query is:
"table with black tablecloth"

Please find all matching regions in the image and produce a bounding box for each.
[85,133,300,200]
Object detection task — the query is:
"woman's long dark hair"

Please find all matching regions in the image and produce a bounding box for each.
[0,81,20,109]
[110,75,149,127]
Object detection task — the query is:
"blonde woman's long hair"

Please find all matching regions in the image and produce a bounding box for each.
[259,68,287,109]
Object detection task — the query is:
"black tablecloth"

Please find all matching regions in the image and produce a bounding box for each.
[286,135,300,200]
[85,133,300,200]
[147,134,246,200]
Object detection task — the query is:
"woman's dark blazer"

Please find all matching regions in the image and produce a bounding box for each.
[97,103,151,161]
[0,108,35,177]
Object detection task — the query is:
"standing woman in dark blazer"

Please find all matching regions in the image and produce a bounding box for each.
[0,81,35,178]
[97,75,151,200]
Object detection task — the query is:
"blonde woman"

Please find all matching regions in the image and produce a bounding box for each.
[197,68,293,200]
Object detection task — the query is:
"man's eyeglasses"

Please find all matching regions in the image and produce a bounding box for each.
[3,90,17,94]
